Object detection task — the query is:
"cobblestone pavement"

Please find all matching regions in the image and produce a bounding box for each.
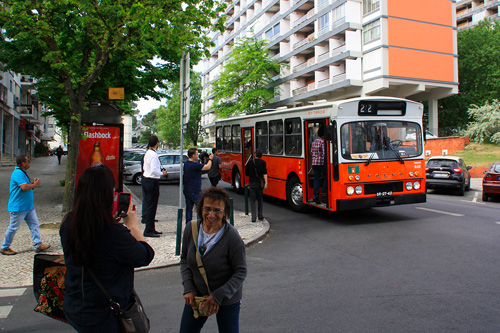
[0,155,269,288]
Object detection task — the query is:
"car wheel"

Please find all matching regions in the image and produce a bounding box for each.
[482,192,489,202]
[232,169,243,194]
[133,173,142,185]
[465,177,470,191]
[286,176,308,212]
[457,183,465,196]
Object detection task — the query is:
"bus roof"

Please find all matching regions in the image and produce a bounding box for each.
[214,96,423,125]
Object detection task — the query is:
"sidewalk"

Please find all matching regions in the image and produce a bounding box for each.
[0,155,269,288]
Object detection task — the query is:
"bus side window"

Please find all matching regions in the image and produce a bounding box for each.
[232,125,241,153]
[285,118,301,156]
[269,120,283,155]
[216,127,223,150]
[255,121,268,154]
[223,126,232,151]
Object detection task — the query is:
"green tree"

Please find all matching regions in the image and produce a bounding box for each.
[465,100,500,144]
[210,36,284,118]
[139,129,153,144]
[157,72,203,146]
[142,109,158,133]
[0,1,225,212]
[440,20,500,129]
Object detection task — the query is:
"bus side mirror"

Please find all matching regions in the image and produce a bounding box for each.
[325,125,335,141]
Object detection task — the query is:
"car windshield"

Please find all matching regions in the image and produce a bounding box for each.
[124,152,144,161]
[427,159,458,169]
[340,121,423,160]
[489,164,500,173]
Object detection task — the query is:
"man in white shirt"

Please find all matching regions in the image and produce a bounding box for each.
[142,136,167,237]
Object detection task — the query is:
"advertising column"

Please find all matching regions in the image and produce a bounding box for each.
[76,124,124,191]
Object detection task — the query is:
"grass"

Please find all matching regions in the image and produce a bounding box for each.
[454,142,500,167]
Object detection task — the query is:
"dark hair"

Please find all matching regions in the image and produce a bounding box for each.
[196,187,231,223]
[16,155,28,166]
[212,148,218,154]
[68,165,116,264]
[318,127,324,138]
[255,149,263,158]
[148,135,159,147]
[188,148,198,158]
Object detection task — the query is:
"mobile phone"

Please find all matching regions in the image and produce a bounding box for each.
[112,192,132,218]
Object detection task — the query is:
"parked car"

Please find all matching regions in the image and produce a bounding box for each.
[425,156,472,196]
[123,152,188,185]
[123,149,145,165]
[482,162,500,201]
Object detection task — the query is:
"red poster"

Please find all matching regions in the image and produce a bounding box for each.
[76,125,122,189]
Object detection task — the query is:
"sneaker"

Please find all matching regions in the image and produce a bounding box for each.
[0,248,17,255]
[35,243,51,253]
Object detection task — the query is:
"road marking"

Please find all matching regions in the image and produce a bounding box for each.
[416,207,464,217]
[460,199,485,205]
[496,222,500,225]
[0,288,26,297]
[0,305,13,319]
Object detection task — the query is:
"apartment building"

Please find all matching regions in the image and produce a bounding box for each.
[456,0,500,31]
[1,72,54,166]
[200,0,458,142]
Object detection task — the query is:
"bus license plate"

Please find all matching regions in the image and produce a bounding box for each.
[376,191,393,197]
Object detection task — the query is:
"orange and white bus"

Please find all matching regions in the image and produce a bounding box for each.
[215,97,426,212]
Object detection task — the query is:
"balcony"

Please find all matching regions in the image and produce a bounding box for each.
[293,61,308,73]
[317,50,330,63]
[317,78,330,88]
[331,17,346,30]
[292,14,308,28]
[292,86,308,96]
[318,0,329,11]
[331,73,346,84]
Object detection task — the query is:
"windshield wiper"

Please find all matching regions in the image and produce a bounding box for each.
[365,152,376,166]
[389,146,404,164]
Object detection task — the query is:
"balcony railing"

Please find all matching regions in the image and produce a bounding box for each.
[293,38,309,50]
[292,86,308,96]
[292,14,308,28]
[331,17,346,30]
[317,50,330,63]
[318,0,330,11]
[331,44,346,56]
[293,62,308,73]
[317,78,330,88]
[318,25,330,36]
[331,73,346,84]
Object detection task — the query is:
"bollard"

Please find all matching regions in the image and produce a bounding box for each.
[229,198,234,226]
[244,185,249,216]
[176,208,183,256]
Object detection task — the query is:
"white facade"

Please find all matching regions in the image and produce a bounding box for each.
[201,0,459,142]
[456,0,500,31]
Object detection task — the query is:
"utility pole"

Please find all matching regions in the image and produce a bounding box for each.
[176,51,190,255]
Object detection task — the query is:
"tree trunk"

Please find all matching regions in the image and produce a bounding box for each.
[62,112,82,214]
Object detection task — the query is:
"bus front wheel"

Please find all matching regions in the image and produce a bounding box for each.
[286,176,307,212]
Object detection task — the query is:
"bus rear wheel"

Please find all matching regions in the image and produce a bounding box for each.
[232,169,243,194]
[286,176,307,212]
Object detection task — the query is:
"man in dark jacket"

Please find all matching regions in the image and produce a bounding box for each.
[245,149,267,222]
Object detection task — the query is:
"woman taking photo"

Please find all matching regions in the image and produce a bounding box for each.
[60,165,154,332]
[180,187,247,333]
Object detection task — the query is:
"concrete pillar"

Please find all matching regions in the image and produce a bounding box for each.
[428,98,438,136]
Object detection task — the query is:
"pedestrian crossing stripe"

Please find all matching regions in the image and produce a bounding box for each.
[0,288,26,297]
[0,305,13,319]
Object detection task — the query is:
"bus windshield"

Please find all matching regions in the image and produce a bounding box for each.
[340,121,422,160]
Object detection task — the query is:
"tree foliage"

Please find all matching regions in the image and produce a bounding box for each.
[465,100,500,144]
[210,36,284,118]
[440,20,500,129]
[0,0,225,211]
[157,72,203,146]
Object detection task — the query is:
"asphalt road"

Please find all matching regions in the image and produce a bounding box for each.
[2,179,500,332]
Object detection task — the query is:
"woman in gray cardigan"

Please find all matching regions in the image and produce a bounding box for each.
[180,187,247,333]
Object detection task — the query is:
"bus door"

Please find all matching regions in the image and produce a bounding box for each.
[305,119,329,206]
[241,127,254,187]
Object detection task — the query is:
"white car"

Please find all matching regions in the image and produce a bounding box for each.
[123,152,188,185]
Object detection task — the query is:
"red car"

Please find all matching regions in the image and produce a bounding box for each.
[483,162,500,201]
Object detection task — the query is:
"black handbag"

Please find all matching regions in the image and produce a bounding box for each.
[86,267,150,333]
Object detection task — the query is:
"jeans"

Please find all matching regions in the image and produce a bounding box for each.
[313,165,327,199]
[248,182,263,222]
[179,302,241,333]
[2,207,42,249]
[184,189,201,223]
[209,174,221,187]
[142,177,160,233]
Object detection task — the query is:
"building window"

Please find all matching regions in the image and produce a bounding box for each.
[265,23,280,40]
[363,19,380,44]
[318,13,329,30]
[363,0,380,15]
[332,4,345,22]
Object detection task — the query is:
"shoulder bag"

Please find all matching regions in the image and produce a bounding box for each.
[87,267,150,333]
[191,220,217,318]
[253,159,265,189]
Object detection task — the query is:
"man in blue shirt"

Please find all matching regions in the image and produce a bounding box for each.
[183,148,212,223]
[1,155,50,255]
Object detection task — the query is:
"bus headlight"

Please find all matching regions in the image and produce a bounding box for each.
[355,175,360,181]
[405,182,413,191]
[355,186,362,195]
[413,181,420,190]
[409,172,414,177]
[346,186,354,195]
